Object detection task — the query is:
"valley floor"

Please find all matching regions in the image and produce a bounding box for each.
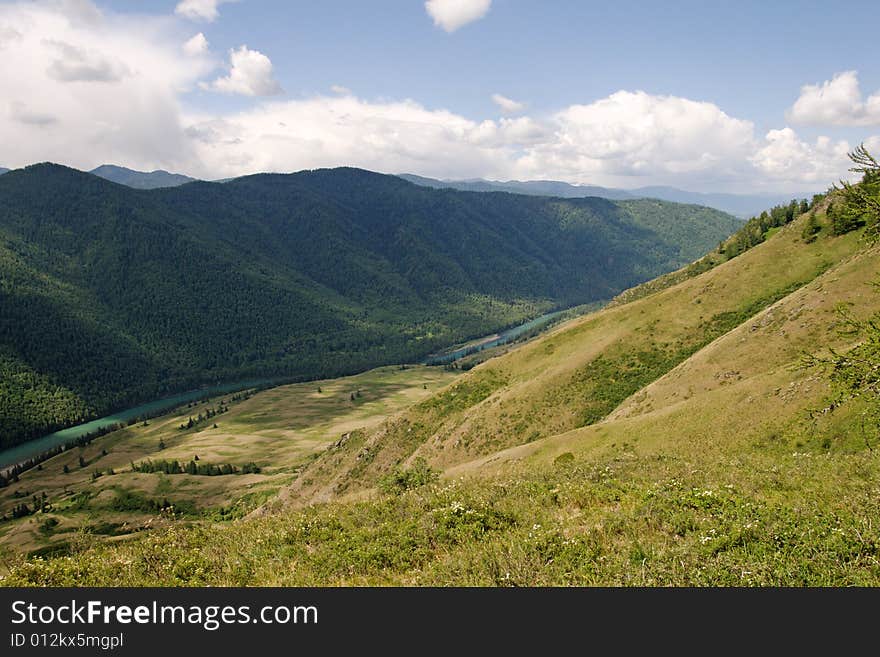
[0,366,457,559]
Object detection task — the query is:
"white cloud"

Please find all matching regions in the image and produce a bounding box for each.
[185,96,503,178]
[0,24,22,46]
[469,116,549,147]
[750,128,855,184]
[182,92,780,191]
[787,71,880,127]
[331,85,352,95]
[425,0,491,32]
[510,91,758,187]
[491,93,525,114]
[175,0,234,23]
[183,32,209,56]
[0,0,213,172]
[50,0,103,25]
[204,45,282,96]
[9,101,58,126]
[0,1,868,193]
[186,89,770,188]
[44,39,129,82]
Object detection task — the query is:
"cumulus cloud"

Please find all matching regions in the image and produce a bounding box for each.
[185,96,504,178]
[181,91,780,190]
[0,0,213,172]
[183,32,209,56]
[750,128,854,184]
[175,0,234,22]
[331,85,352,95]
[425,0,491,32]
[204,45,282,96]
[469,116,549,148]
[44,39,129,82]
[190,89,767,187]
[787,71,880,127]
[509,91,757,187]
[491,93,525,114]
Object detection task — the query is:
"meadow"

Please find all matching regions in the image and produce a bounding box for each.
[0,366,457,558]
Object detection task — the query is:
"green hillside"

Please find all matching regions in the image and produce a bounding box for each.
[1,150,877,585]
[0,164,740,449]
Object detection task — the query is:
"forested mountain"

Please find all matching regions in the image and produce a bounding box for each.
[399,173,802,218]
[0,164,739,448]
[9,164,795,216]
[89,165,197,189]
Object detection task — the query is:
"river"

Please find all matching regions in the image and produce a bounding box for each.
[424,308,570,365]
[0,378,282,470]
[1,307,590,470]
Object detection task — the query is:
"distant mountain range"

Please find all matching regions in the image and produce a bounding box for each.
[399,173,808,218]
[397,173,635,200]
[624,186,807,219]
[1,164,807,217]
[88,164,198,189]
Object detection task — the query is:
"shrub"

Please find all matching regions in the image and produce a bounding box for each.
[378,457,439,495]
[554,452,575,467]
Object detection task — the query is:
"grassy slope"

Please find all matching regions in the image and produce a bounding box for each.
[273,208,862,506]
[4,209,879,585]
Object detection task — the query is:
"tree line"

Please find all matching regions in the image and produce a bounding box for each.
[719,197,817,259]
[130,459,261,476]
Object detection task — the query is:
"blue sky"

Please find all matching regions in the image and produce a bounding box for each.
[173,1,877,128]
[2,0,879,192]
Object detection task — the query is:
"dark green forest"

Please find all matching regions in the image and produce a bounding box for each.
[0,164,740,448]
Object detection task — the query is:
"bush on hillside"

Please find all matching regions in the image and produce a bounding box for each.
[378,457,439,495]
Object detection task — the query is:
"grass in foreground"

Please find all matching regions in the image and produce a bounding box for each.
[3,435,877,586]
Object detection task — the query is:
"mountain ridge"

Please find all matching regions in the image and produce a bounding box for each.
[397,173,636,201]
[399,172,807,218]
[4,162,808,217]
